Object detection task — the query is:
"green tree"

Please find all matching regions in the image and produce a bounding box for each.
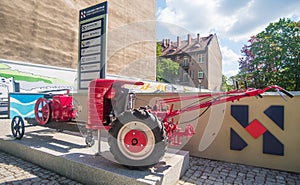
[222,75,231,91]
[156,43,162,57]
[222,74,246,91]
[238,18,300,90]
[156,58,179,83]
[156,43,179,83]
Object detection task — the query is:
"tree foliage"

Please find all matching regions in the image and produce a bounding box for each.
[156,43,162,57]
[156,43,179,83]
[156,58,179,83]
[222,75,232,91]
[238,18,300,91]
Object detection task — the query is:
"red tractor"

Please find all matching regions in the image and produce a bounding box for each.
[86,79,294,168]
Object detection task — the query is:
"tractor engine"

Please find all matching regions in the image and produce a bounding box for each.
[51,94,76,122]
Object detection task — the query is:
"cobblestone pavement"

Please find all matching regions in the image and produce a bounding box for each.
[0,151,82,185]
[177,156,300,185]
[1,150,300,185]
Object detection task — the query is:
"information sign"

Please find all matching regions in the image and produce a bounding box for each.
[78,2,108,90]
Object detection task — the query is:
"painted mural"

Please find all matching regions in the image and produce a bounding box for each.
[9,93,46,118]
[0,59,75,118]
[0,60,75,94]
[0,59,201,118]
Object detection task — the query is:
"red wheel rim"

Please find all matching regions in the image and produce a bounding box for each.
[117,121,155,160]
[123,129,147,153]
[34,98,50,125]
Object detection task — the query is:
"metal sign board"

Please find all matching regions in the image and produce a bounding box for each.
[78,2,108,90]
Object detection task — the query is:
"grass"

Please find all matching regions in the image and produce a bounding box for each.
[0,63,71,85]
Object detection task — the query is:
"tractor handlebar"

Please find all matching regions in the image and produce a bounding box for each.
[258,85,294,99]
[281,89,294,98]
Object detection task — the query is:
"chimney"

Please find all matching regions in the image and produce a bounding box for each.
[187,34,191,45]
[197,33,200,42]
[177,36,181,48]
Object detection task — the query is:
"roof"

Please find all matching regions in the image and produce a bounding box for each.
[159,34,214,56]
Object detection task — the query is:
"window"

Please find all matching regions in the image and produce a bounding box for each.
[191,70,194,80]
[198,71,204,79]
[183,73,189,82]
[198,54,204,63]
[183,57,189,66]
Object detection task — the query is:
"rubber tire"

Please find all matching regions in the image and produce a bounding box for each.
[108,109,166,168]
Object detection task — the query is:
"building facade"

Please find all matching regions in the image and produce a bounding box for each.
[0,0,156,81]
[159,34,222,91]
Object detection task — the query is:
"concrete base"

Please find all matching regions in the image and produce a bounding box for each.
[0,120,189,185]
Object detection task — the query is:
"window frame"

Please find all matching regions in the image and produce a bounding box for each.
[198,71,204,79]
[183,57,189,66]
[198,54,204,64]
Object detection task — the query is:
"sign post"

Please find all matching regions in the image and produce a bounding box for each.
[78,2,108,91]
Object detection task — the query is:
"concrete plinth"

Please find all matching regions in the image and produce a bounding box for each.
[0,120,189,185]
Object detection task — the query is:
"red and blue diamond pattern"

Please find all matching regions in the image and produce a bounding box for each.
[230,105,284,156]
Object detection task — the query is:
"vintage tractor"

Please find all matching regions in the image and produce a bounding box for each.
[10,78,294,168]
[86,79,294,168]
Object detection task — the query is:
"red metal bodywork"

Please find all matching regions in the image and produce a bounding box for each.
[51,94,76,122]
[87,79,293,146]
[87,79,143,130]
[34,90,77,125]
[151,85,292,145]
[87,79,114,130]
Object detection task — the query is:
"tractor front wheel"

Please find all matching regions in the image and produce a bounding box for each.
[108,109,166,168]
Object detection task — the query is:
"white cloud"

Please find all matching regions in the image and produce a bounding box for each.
[157,0,300,42]
[224,69,239,78]
[221,46,240,65]
[221,46,240,77]
[157,0,300,77]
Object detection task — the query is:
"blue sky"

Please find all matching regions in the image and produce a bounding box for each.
[156,0,300,77]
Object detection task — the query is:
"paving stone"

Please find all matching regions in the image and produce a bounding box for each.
[190,166,198,171]
[266,177,276,182]
[220,171,228,176]
[190,175,198,180]
[225,177,235,183]
[233,182,243,185]
[228,173,237,178]
[184,172,193,178]
[276,179,286,184]
[214,182,223,185]
[204,166,213,172]
[47,180,60,185]
[204,179,215,184]
[0,151,82,185]
[193,172,201,178]
[287,180,296,185]
[208,176,216,181]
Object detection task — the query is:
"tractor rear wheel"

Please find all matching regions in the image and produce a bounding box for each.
[108,109,166,168]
